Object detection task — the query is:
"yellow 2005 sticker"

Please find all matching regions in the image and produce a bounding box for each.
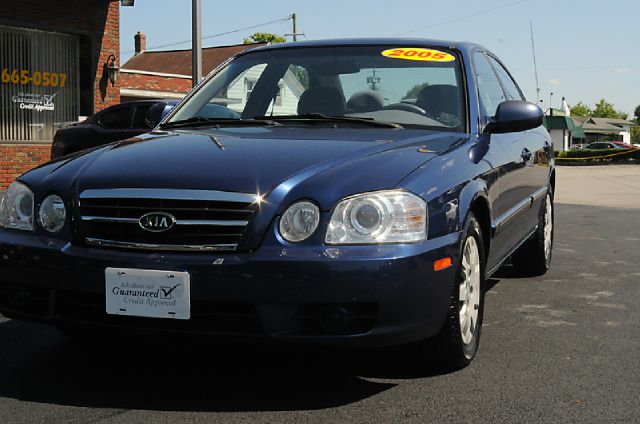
[381,48,455,62]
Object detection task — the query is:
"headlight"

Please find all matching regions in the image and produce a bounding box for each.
[39,195,67,233]
[0,181,34,231]
[279,200,320,242]
[325,190,426,244]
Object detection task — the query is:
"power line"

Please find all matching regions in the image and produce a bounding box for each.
[396,0,528,36]
[122,15,292,54]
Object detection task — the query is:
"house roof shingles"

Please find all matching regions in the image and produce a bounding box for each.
[121,42,267,76]
[577,117,634,134]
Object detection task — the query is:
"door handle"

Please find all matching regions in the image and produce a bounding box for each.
[521,148,532,162]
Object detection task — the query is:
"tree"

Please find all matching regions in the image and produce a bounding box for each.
[592,98,628,119]
[243,32,286,45]
[570,101,592,117]
[634,104,640,123]
[402,83,429,100]
[632,125,640,144]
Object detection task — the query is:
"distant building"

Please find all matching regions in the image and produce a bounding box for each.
[119,36,266,102]
[572,117,634,145]
[0,0,125,189]
[542,97,634,150]
[544,114,585,151]
[119,35,305,116]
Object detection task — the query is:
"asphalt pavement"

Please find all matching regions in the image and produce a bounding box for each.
[0,165,639,423]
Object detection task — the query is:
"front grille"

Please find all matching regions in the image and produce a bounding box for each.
[76,189,260,252]
[0,284,264,335]
[55,291,265,335]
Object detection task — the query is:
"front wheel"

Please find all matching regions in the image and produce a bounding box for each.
[512,191,554,276]
[419,212,486,370]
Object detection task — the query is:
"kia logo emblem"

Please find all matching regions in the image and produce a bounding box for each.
[139,212,176,232]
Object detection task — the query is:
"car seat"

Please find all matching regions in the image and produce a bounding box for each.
[297,87,346,116]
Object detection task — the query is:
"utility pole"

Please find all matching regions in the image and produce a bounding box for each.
[285,13,305,42]
[192,0,202,87]
[367,69,381,90]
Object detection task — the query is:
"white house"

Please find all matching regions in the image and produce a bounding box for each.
[225,64,305,116]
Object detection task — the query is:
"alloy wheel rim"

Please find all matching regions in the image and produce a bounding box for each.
[459,235,481,345]
[543,195,553,261]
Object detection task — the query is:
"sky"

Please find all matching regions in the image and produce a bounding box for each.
[121,0,640,117]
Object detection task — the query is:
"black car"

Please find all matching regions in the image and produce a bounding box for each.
[50,100,179,159]
[1,39,554,370]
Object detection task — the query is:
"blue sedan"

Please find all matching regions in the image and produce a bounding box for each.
[0,39,554,370]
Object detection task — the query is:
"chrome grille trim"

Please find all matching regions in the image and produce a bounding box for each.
[85,238,238,252]
[81,216,139,223]
[79,188,261,204]
[81,216,249,227]
[175,219,248,226]
[76,188,258,252]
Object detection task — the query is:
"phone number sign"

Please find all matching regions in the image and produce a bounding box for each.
[2,68,68,88]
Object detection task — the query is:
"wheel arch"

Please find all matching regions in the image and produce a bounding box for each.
[458,182,492,263]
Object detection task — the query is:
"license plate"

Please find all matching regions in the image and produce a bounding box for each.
[105,268,190,320]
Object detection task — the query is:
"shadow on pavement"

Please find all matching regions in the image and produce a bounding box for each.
[0,319,456,412]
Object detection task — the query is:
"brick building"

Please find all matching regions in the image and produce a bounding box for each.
[0,0,124,189]
[119,34,263,102]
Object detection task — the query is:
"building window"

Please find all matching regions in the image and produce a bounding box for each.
[245,78,255,102]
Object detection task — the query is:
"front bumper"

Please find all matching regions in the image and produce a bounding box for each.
[0,228,461,347]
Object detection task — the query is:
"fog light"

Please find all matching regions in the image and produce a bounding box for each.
[320,306,352,332]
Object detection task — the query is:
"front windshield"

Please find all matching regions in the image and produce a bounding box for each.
[168,45,466,131]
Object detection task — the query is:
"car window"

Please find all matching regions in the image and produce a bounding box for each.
[487,55,523,101]
[170,46,466,131]
[132,104,154,129]
[98,106,132,129]
[473,52,506,119]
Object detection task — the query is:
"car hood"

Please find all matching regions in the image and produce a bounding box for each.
[28,126,464,206]
[21,126,467,251]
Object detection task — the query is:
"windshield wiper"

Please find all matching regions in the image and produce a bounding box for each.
[160,117,280,129]
[254,113,403,129]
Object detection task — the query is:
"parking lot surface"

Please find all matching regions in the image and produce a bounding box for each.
[1,165,639,423]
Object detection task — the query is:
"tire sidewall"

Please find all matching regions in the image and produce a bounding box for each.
[456,213,486,360]
[542,189,554,270]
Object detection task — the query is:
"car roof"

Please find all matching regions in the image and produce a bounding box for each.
[99,99,180,111]
[243,38,487,54]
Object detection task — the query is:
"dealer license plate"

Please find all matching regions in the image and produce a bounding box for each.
[105,268,190,320]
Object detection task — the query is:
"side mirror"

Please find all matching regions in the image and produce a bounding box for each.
[484,100,543,134]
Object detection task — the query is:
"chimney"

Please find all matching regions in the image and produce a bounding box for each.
[134,31,146,55]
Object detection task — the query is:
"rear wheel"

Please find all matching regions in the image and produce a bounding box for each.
[512,190,554,276]
[421,212,486,370]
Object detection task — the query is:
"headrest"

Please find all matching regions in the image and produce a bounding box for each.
[346,90,385,112]
[297,87,346,116]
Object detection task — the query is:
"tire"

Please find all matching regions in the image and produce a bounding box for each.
[512,189,554,277]
[420,212,486,370]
